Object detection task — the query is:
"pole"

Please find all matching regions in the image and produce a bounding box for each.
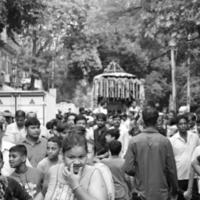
[187,34,191,112]
[51,58,55,88]
[170,44,176,112]
[187,56,191,112]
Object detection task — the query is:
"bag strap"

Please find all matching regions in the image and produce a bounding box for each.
[49,165,61,200]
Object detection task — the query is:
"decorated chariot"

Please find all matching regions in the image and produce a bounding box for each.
[92,61,145,113]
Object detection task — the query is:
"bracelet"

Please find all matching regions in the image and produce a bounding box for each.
[72,184,81,192]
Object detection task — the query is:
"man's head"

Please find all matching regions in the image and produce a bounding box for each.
[96,113,106,128]
[75,115,87,128]
[107,114,114,126]
[25,117,41,140]
[176,115,188,134]
[187,113,196,129]
[66,113,76,126]
[26,111,37,119]
[79,107,85,115]
[142,106,159,127]
[15,110,26,128]
[47,137,62,160]
[112,115,121,128]
[168,110,176,121]
[3,110,13,124]
[105,128,120,143]
[9,145,27,168]
[108,140,122,156]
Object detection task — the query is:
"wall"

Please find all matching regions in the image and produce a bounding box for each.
[0,89,57,125]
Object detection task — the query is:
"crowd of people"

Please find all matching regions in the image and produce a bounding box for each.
[0,104,199,200]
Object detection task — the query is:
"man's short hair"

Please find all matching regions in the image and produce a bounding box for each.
[15,110,26,118]
[108,140,122,156]
[96,113,107,121]
[142,106,159,126]
[48,136,62,148]
[25,117,40,128]
[56,123,65,132]
[46,119,57,130]
[9,145,27,156]
[75,115,87,124]
[106,128,120,140]
[176,114,188,124]
[26,111,37,119]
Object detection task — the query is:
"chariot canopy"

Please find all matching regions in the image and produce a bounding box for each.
[93,61,145,106]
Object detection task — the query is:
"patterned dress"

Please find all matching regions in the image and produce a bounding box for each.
[44,164,97,200]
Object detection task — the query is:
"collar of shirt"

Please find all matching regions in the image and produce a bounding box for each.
[174,131,193,143]
[14,122,25,132]
[22,137,41,146]
[143,127,159,134]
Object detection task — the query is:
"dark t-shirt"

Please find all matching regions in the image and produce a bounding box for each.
[0,176,31,200]
[94,126,108,155]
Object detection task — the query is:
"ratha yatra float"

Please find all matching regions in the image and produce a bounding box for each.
[93,61,145,113]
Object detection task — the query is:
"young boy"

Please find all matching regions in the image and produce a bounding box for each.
[20,117,47,167]
[102,140,131,200]
[105,128,120,143]
[9,144,43,198]
[0,150,32,200]
[37,137,62,175]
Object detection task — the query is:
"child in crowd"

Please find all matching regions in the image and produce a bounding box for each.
[43,132,108,200]
[0,150,32,200]
[9,144,43,198]
[102,140,131,200]
[37,137,62,175]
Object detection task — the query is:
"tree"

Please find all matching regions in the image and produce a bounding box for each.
[0,0,44,37]
[85,0,200,108]
[15,0,103,104]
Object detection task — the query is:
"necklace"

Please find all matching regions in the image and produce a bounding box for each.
[17,168,35,197]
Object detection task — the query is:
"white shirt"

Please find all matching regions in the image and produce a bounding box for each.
[192,146,200,162]
[170,131,200,180]
[118,123,131,158]
[93,107,108,115]
[4,122,26,144]
[40,125,51,139]
[85,127,94,141]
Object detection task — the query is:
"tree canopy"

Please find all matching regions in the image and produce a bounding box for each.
[0,0,44,37]
[2,0,200,109]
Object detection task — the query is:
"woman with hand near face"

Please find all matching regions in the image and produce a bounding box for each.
[43,132,108,200]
